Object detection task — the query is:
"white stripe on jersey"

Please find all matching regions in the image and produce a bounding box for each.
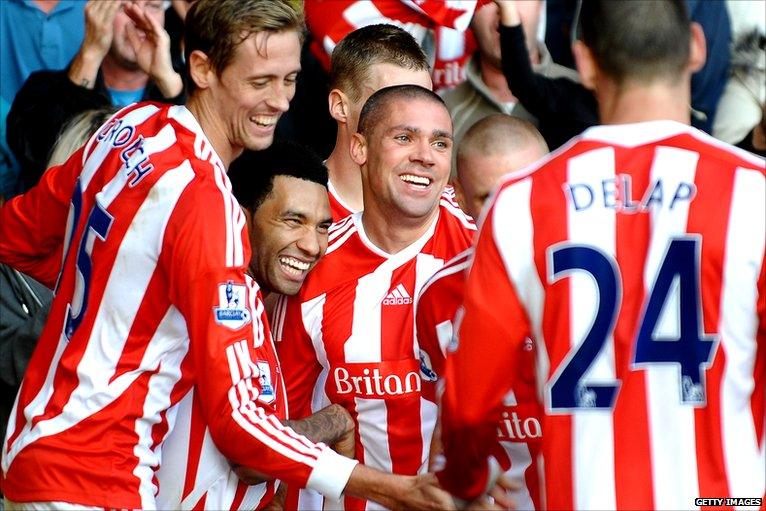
[414,253,447,354]
[491,179,548,406]
[133,307,189,508]
[564,147,618,511]
[643,146,701,510]
[156,390,194,508]
[297,294,334,421]
[355,396,393,473]
[212,167,236,267]
[502,442,535,511]
[4,162,195,469]
[720,168,766,500]
[347,270,387,363]
[81,104,161,191]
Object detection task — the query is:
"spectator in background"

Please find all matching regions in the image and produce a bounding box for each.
[303,0,477,93]
[0,0,85,200]
[7,0,185,191]
[542,0,730,134]
[441,0,580,161]
[496,0,597,150]
[324,24,432,221]
[713,0,765,146]
[686,0,730,134]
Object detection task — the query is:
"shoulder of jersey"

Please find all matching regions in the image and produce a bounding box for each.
[419,247,473,300]
[296,214,363,299]
[440,186,477,232]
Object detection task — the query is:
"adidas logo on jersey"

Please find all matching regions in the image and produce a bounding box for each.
[382,284,412,305]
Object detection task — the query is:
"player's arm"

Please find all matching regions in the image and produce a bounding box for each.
[0,146,86,287]
[436,196,531,503]
[232,403,355,483]
[166,183,358,500]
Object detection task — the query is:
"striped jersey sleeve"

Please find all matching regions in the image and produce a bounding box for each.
[438,121,766,509]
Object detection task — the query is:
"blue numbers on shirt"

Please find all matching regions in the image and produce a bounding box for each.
[548,245,621,410]
[63,196,114,340]
[546,237,717,411]
[633,238,717,404]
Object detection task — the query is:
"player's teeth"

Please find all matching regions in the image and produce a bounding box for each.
[400,174,430,186]
[252,115,276,127]
[280,257,309,271]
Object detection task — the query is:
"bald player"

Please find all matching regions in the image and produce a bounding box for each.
[416,114,549,510]
[455,114,548,219]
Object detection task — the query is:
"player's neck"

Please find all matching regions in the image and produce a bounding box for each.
[360,204,438,255]
[186,95,241,168]
[326,130,364,211]
[597,80,691,126]
[101,55,150,92]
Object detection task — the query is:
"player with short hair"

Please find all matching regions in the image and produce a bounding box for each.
[324,24,432,220]
[437,1,766,509]
[155,141,346,510]
[455,114,548,219]
[275,84,476,511]
[0,1,453,509]
[417,114,549,511]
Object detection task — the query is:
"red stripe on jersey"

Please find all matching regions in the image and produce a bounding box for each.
[754,257,766,451]
[382,262,423,475]
[688,150,735,506]
[611,147,654,510]
[530,163,575,511]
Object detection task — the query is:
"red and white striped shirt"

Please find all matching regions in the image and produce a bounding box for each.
[304,0,478,92]
[415,249,542,511]
[438,121,766,510]
[156,280,285,511]
[0,102,357,508]
[275,201,474,510]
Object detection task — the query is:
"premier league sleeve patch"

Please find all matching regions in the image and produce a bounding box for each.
[213,281,252,330]
[256,360,276,404]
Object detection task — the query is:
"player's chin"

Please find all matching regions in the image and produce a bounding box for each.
[243,130,277,152]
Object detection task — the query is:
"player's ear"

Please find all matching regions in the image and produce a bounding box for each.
[189,50,215,90]
[329,89,350,124]
[572,40,596,91]
[688,22,707,74]
[349,132,367,166]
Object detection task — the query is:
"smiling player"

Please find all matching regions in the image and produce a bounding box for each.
[274,85,475,511]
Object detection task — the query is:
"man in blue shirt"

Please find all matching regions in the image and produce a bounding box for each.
[0,0,85,199]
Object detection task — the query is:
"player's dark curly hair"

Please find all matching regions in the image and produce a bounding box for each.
[228,141,328,212]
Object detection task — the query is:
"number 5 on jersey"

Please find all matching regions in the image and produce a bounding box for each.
[546,236,718,412]
[64,198,114,340]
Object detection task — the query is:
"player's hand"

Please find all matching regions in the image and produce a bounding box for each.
[392,473,457,511]
[81,0,121,61]
[124,1,183,98]
[464,474,520,510]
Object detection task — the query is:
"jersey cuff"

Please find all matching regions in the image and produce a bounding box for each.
[305,447,359,500]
